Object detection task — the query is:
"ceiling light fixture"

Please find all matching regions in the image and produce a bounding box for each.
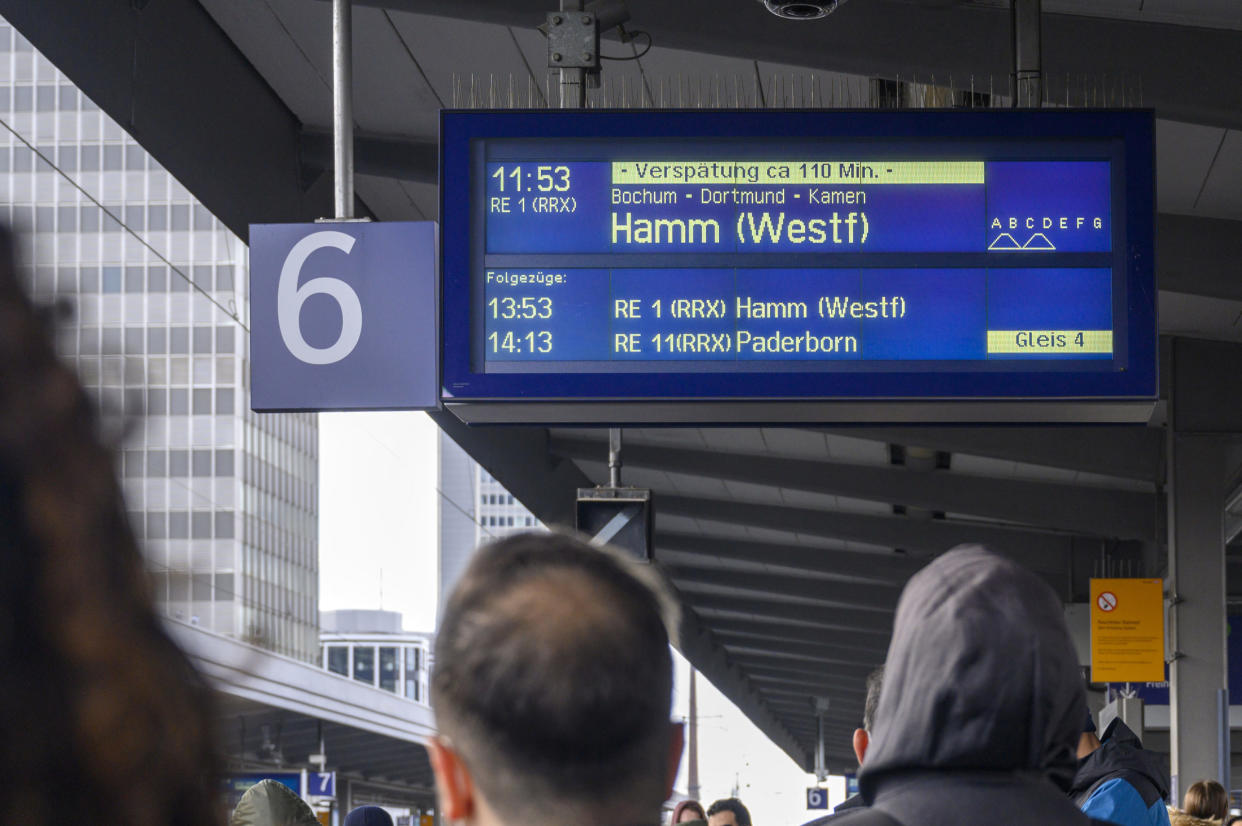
[759,0,848,20]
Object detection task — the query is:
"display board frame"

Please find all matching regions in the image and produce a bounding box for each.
[440,108,1156,423]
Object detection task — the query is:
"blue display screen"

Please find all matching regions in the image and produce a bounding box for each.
[441,110,1156,402]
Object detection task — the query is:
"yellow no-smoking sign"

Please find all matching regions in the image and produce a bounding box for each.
[1090,578,1165,683]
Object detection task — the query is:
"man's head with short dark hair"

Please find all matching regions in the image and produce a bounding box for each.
[706,798,751,826]
[862,666,884,733]
[852,665,885,767]
[429,531,682,826]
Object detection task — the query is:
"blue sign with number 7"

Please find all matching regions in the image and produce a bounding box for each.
[249,221,438,412]
[309,771,336,798]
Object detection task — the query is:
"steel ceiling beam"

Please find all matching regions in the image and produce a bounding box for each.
[760,686,865,705]
[0,0,338,243]
[663,564,899,613]
[730,657,874,683]
[720,639,886,668]
[706,619,890,657]
[673,588,813,770]
[686,593,894,636]
[557,436,1156,540]
[656,530,923,583]
[767,707,860,728]
[743,661,874,685]
[300,129,438,184]
[818,425,1165,483]
[311,0,1242,130]
[660,494,1091,567]
[749,673,863,694]
[1159,215,1242,305]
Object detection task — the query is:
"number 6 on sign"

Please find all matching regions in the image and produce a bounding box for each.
[278,231,363,365]
[249,221,436,411]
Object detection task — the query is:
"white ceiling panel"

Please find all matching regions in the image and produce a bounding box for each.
[824,433,891,465]
[755,61,874,109]
[1004,461,1078,483]
[661,470,731,498]
[199,0,333,125]
[1160,291,1242,343]
[774,488,839,510]
[722,478,786,505]
[965,0,1242,30]
[351,7,445,135]
[700,427,771,454]
[631,428,710,448]
[381,10,531,114]
[398,180,439,221]
[1139,0,1242,30]
[355,174,431,221]
[1156,120,1225,215]
[629,45,758,107]
[758,428,831,460]
[1194,130,1242,220]
[948,453,1017,478]
[654,513,710,535]
[1072,471,1153,492]
[833,495,899,515]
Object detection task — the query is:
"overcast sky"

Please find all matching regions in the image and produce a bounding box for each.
[319,413,845,823]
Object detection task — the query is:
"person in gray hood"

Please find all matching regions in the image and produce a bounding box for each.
[832,546,1114,826]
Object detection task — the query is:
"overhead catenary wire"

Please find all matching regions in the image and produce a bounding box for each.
[0,115,249,332]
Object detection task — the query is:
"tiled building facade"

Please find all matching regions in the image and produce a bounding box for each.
[0,19,319,661]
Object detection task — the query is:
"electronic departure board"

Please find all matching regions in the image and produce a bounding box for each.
[440,110,1156,423]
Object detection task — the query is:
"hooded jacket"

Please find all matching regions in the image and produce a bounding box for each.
[833,546,1099,826]
[229,779,321,826]
[1071,718,1171,826]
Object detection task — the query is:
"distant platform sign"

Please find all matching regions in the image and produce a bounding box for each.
[441,110,1155,423]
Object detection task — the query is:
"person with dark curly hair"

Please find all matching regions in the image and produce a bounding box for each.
[0,226,222,826]
[707,797,752,826]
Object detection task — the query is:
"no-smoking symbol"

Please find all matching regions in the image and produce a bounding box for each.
[1097,591,1118,612]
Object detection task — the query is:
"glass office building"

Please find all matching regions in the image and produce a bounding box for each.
[319,610,432,704]
[0,19,320,661]
[437,429,540,621]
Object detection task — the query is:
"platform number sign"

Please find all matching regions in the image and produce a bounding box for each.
[277,232,363,366]
[807,787,828,810]
[309,771,336,798]
[249,221,439,412]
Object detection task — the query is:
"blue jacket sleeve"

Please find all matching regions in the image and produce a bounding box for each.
[1079,777,1165,826]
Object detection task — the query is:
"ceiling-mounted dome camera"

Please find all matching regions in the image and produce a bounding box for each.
[759,0,847,20]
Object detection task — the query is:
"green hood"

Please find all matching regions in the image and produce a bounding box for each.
[229,779,320,826]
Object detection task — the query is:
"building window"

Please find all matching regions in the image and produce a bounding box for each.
[191,449,211,477]
[169,511,188,539]
[327,646,348,676]
[215,512,234,540]
[404,647,421,701]
[353,646,375,685]
[191,511,212,539]
[379,646,398,693]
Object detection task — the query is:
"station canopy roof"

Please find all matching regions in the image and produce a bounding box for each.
[8,0,1242,770]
